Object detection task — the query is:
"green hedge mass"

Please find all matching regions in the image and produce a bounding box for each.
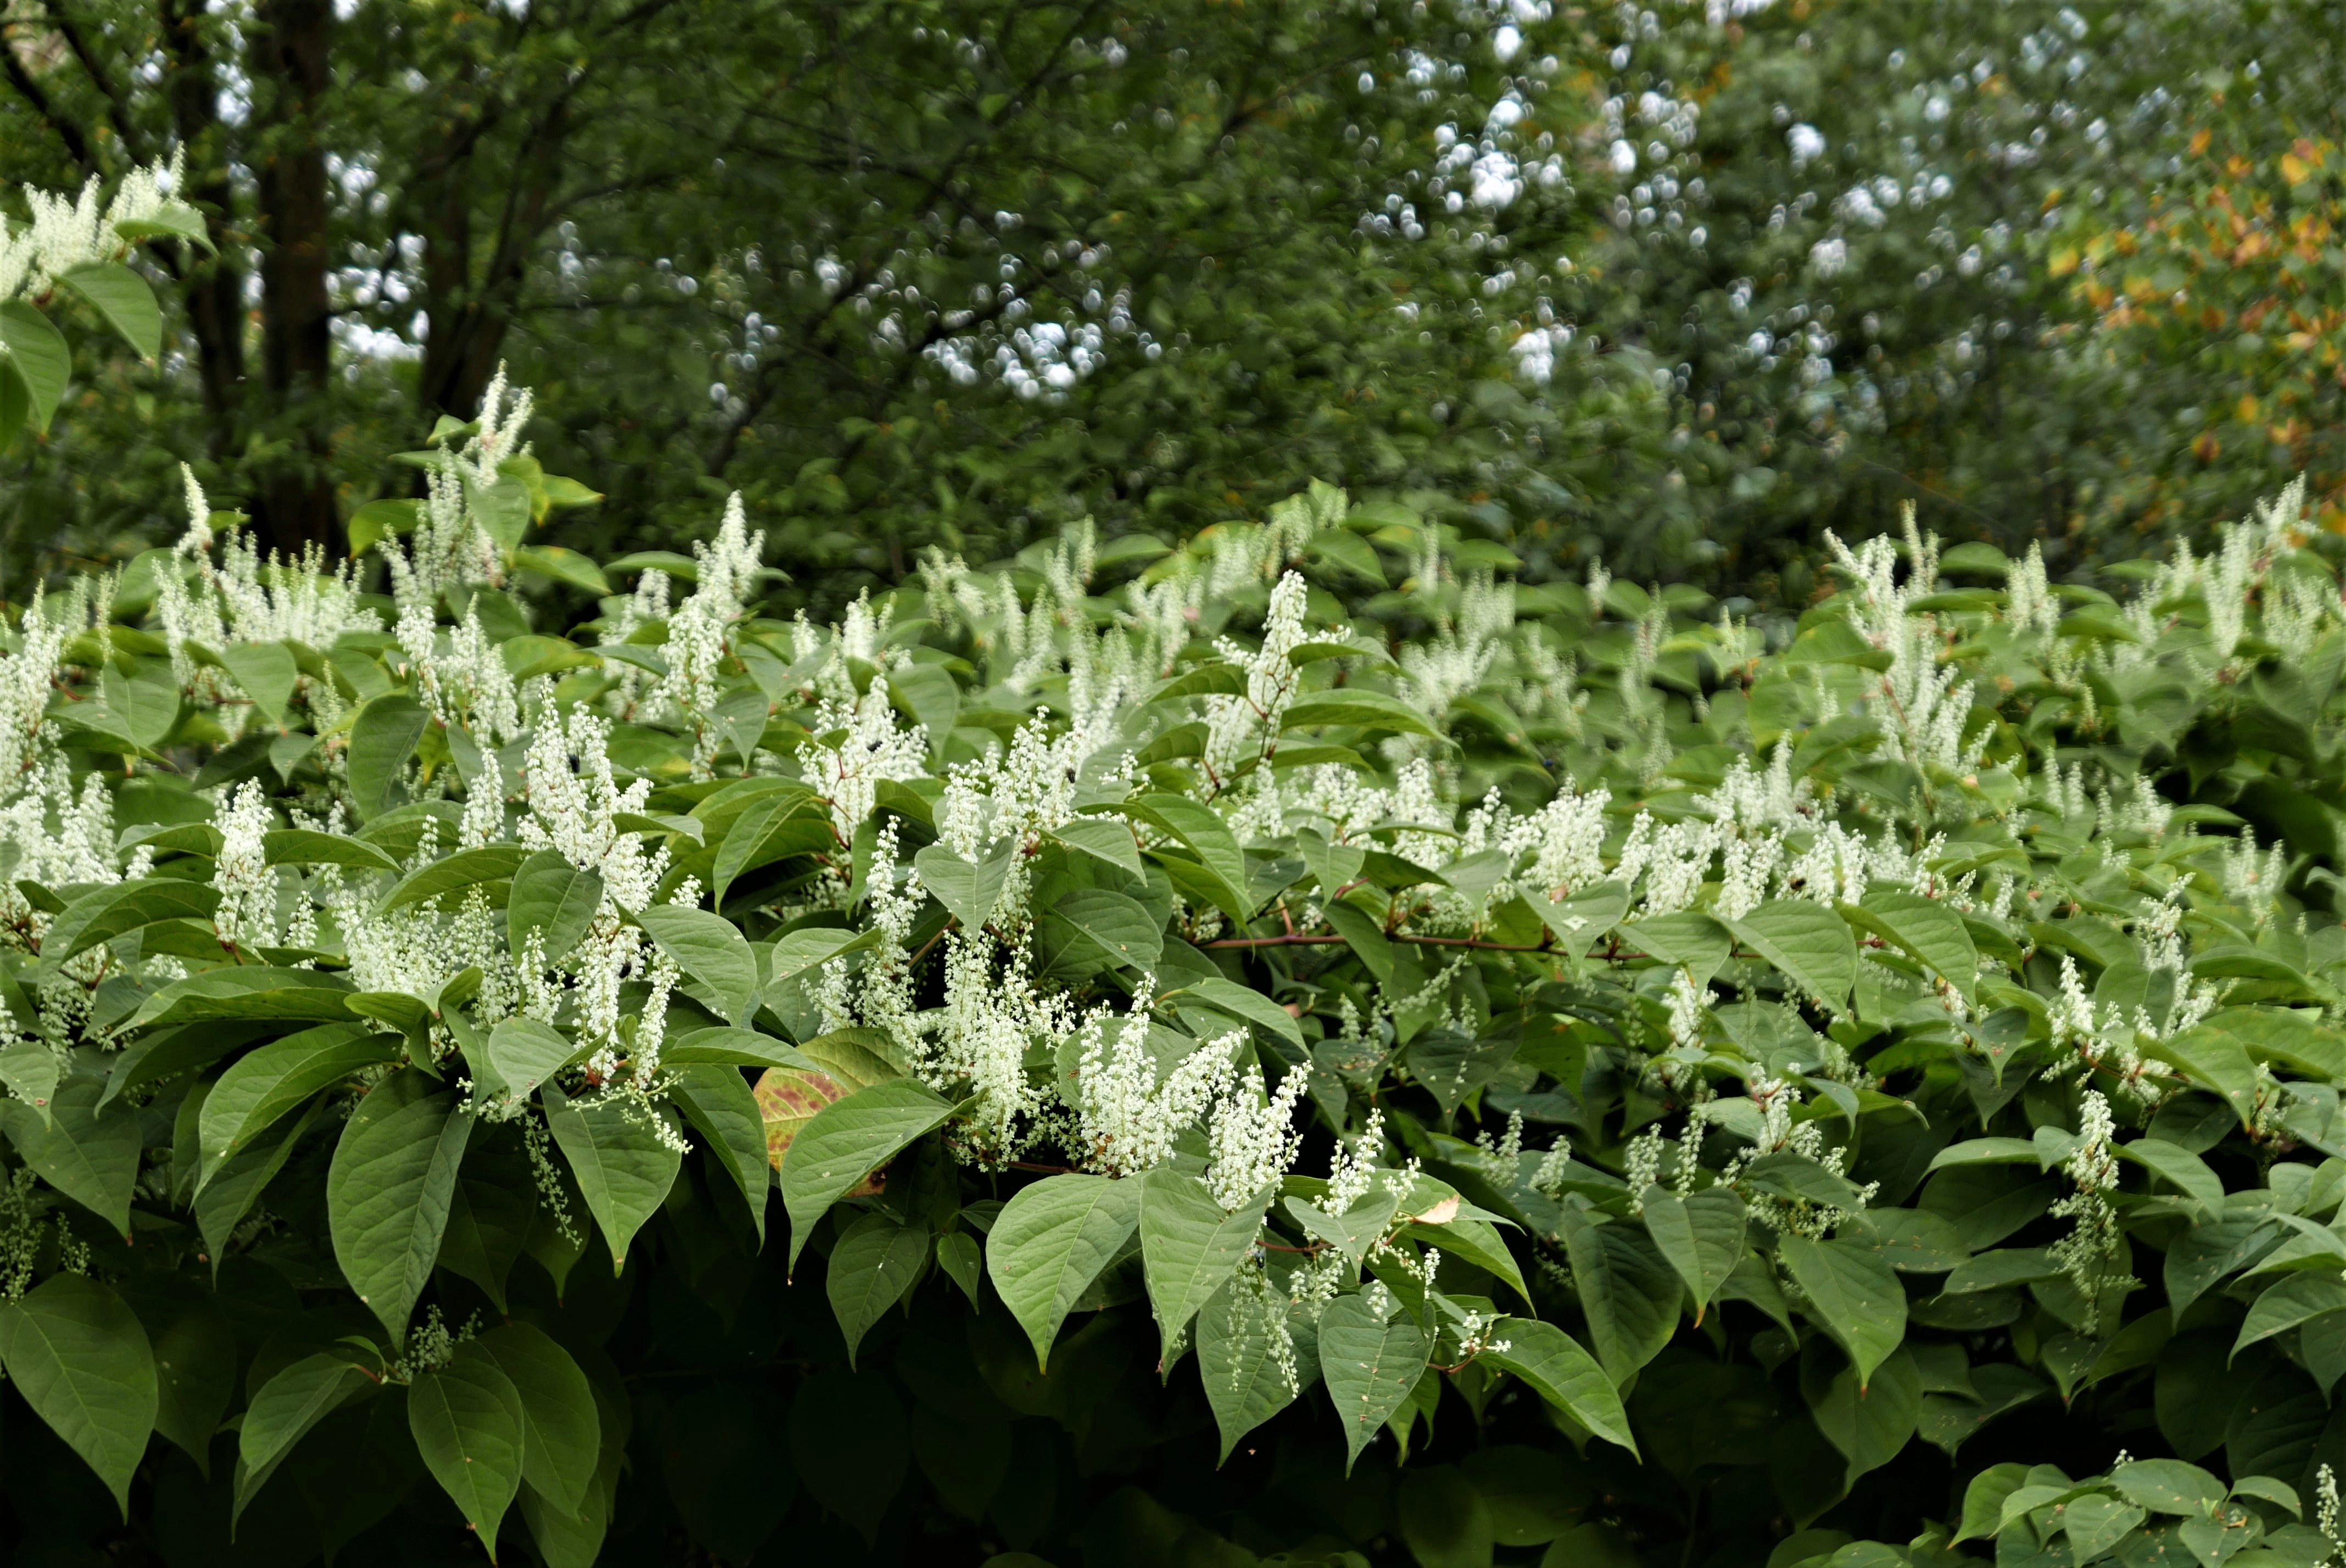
[5,194,2346,1568]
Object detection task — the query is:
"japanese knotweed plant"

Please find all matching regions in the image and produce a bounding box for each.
[9,332,2346,1561]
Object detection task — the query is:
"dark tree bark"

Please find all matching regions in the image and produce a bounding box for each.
[418,93,572,425]
[159,0,249,469]
[251,0,337,556]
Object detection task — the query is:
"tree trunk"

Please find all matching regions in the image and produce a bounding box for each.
[252,0,337,557]
[159,0,248,471]
[418,96,570,425]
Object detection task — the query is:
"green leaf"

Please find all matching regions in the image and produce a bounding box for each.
[113,204,212,249]
[1852,889,1979,998]
[1926,1138,2043,1172]
[39,877,222,974]
[439,1141,536,1314]
[198,1021,401,1188]
[1730,900,1861,1011]
[347,692,429,820]
[1956,1463,2032,1542]
[263,828,399,873]
[2,1067,142,1236]
[636,903,760,1026]
[122,1283,233,1479]
[2165,1218,2276,1317]
[1535,881,1632,954]
[1845,1209,1970,1274]
[99,661,181,749]
[1784,617,1892,670]
[1196,1272,1317,1462]
[1140,1165,1267,1369]
[0,299,71,431]
[1048,818,1145,881]
[409,1342,527,1558]
[500,634,598,681]
[220,640,298,727]
[1396,1179,1531,1307]
[1304,528,1387,585]
[780,1078,955,1270]
[327,1068,473,1345]
[0,1040,58,1122]
[0,354,23,441]
[518,1387,618,1568]
[708,790,817,906]
[912,839,1015,931]
[378,844,531,912]
[1324,900,1395,983]
[1285,1188,1401,1265]
[510,544,611,596]
[2148,1021,2261,1127]
[130,966,358,1029]
[660,1025,817,1071]
[794,1027,907,1091]
[196,1094,325,1268]
[348,498,422,556]
[1563,1214,1682,1384]
[1127,795,1252,920]
[1175,975,1305,1048]
[2066,1496,2150,1564]
[2118,1137,2227,1217]
[1039,887,1165,974]
[1481,1318,1638,1456]
[0,1275,158,1518]
[468,474,534,552]
[669,1062,770,1246]
[987,1172,1146,1370]
[935,1231,983,1306]
[1317,1290,1433,1474]
[2111,1459,2227,1515]
[1779,1234,1907,1388]
[59,261,164,359]
[483,1016,584,1100]
[1807,1342,1922,1489]
[828,1211,930,1367]
[2234,1273,2346,1362]
[1619,911,1734,986]
[1280,687,1439,736]
[1639,1185,1747,1319]
[473,1323,600,1519]
[1297,827,1367,901]
[763,924,882,989]
[1149,661,1248,701]
[236,1351,374,1521]
[1397,1464,1494,1568]
[507,850,605,964]
[543,1083,683,1274]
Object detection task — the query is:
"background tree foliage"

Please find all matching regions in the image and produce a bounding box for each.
[0,0,2337,607]
[2,345,2346,1568]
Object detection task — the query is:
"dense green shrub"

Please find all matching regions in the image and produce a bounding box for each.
[13,178,2346,1568]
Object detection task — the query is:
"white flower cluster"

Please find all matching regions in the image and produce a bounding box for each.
[1398,571,1514,727]
[0,152,186,305]
[378,368,538,618]
[1073,1013,1239,1178]
[2047,1089,2132,1330]
[517,708,669,911]
[406,606,523,747]
[1823,511,1987,780]
[156,470,378,719]
[799,681,928,846]
[1205,1065,1309,1212]
[1203,570,1311,782]
[659,493,768,773]
[211,782,277,952]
